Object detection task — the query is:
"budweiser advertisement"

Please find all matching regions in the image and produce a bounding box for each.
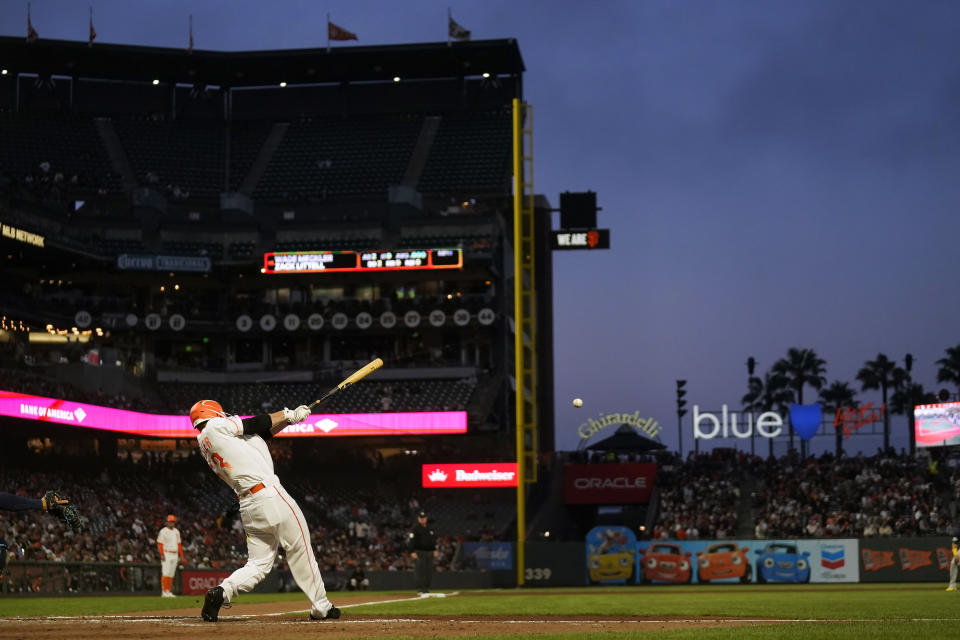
[422,462,518,488]
[0,390,466,438]
[563,463,656,504]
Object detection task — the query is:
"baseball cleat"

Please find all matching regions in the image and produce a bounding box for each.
[310,606,341,620]
[201,585,225,622]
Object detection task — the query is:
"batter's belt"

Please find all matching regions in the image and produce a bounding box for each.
[240,482,266,498]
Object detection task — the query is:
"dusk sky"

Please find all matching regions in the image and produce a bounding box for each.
[3,1,958,456]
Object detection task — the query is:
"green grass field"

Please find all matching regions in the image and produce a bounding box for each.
[1,584,955,639]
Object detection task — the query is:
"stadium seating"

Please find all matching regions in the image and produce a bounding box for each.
[418,110,512,195]
[156,378,477,415]
[254,115,423,200]
[111,116,225,198]
[0,111,120,194]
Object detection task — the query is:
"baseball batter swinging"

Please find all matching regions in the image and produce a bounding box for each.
[190,399,340,622]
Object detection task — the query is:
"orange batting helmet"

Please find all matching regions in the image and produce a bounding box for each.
[190,400,225,428]
[166,514,177,523]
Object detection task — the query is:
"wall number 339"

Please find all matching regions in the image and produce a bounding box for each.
[524,567,552,580]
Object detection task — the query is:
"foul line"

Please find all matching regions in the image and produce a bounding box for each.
[253,591,459,617]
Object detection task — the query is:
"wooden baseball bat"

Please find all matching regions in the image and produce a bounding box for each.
[308,357,384,411]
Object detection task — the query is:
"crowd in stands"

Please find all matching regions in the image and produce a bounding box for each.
[652,449,745,540]
[0,447,513,594]
[751,449,954,539]
[646,448,955,541]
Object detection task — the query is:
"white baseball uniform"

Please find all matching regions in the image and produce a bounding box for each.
[196,414,334,618]
[157,526,182,578]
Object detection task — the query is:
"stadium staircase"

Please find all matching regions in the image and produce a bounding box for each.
[736,474,762,537]
[93,117,137,193]
[238,122,288,196]
[400,116,441,188]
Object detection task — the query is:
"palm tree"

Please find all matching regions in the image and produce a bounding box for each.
[818,381,858,458]
[772,348,827,456]
[936,344,960,397]
[856,354,905,452]
[890,379,931,455]
[742,371,793,458]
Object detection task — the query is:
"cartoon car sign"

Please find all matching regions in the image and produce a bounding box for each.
[586,527,636,584]
[588,550,635,583]
[640,543,692,583]
[696,542,752,583]
[755,543,810,583]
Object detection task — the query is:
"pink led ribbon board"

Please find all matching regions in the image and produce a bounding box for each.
[0,391,467,438]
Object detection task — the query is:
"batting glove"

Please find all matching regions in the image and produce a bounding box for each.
[283,405,311,424]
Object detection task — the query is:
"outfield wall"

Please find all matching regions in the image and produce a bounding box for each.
[1,537,951,595]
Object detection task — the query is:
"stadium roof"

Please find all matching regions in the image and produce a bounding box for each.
[0,37,525,87]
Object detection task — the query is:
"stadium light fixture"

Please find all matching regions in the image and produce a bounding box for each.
[392,76,401,83]
[279,81,287,88]
[152,79,160,85]
[1,69,7,76]
[482,72,490,78]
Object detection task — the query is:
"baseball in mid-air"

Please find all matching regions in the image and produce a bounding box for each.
[572,398,583,408]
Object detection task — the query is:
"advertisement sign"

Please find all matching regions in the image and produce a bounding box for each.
[181,570,231,595]
[550,229,610,250]
[915,402,960,447]
[0,391,467,438]
[421,462,518,488]
[796,539,859,583]
[462,542,513,571]
[117,253,211,273]
[859,537,952,582]
[632,539,820,585]
[563,463,656,504]
[586,526,637,584]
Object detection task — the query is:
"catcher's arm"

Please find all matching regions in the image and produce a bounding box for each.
[42,491,83,532]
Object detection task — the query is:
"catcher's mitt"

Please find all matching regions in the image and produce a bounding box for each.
[42,491,82,532]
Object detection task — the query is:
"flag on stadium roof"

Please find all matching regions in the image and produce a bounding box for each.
[88,7,96,47]
[448,11,471,41]
[328,19,358,42]
[27,3,39,43]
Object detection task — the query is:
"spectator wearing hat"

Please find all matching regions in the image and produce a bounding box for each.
[947,536,959,591]
[156,514,185,597]
[408,511,437,594]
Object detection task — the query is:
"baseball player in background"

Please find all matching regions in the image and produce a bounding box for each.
[157,514,185,597]
[189,399,340,622]
[947,536,958,591]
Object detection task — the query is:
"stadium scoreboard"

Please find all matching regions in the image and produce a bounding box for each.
[262,248,462,274]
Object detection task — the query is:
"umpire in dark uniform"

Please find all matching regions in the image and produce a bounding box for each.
[408,510,437,593]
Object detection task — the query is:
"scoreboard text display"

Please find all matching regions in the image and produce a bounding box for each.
[263,248,462,274]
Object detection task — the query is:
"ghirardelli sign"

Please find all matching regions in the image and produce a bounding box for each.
[563,463,656,504]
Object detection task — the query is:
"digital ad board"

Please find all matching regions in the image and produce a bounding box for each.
[0,391,467,438]
[915,402,960,447]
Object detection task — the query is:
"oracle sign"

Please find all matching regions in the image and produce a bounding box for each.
[563,463,656,504]
[182,570,232,595]
[422,462,518,488]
